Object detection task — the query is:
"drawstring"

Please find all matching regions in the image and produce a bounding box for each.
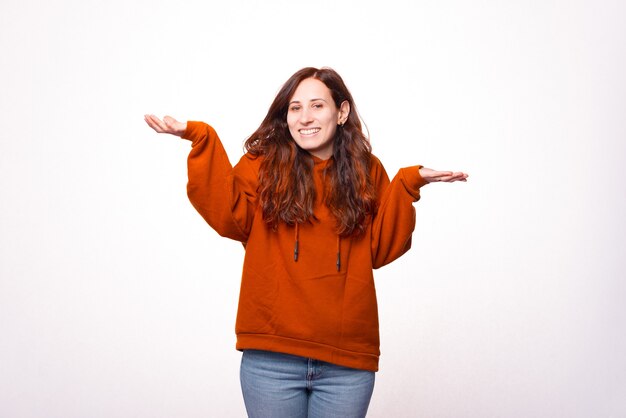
[336,236,341,272]
[294,223,299,262]
[293,223,341,272]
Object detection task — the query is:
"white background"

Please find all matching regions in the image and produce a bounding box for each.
[1,0,625,417]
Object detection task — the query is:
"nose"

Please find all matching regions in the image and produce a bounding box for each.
[299,107,314,124]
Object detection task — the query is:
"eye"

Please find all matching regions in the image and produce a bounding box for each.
[289,105,301,112]
[312,103,323,109]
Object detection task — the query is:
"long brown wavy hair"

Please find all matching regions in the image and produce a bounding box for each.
[244,67,377,237]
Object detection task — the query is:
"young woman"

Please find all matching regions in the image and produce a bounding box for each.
[145,67,467,418]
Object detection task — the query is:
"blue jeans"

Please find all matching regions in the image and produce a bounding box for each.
[240,350,375,418]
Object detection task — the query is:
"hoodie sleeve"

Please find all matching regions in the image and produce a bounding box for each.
[182,121,257,242]
[370,157,428,269]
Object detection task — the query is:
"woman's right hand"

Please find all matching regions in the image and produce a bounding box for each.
[144,114,187,137]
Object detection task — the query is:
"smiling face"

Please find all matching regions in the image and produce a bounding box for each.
[287,77,350,160]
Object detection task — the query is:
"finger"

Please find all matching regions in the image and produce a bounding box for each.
[163,116,175,129]
[438,176,461,182]
[145,115,169,133]
[163,115,177,126]
[144,115,163,132]
[439,173,468,182]
[144,114,160,129]
[423,171,452,182]
[433,172,456,181]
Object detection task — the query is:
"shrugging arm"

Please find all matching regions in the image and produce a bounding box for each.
[370,157,428,269]
[183,121,256,242]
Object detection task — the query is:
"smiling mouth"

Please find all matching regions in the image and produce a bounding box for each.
[299,128,321,135]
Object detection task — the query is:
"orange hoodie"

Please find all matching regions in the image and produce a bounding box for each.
[183,121,427,372]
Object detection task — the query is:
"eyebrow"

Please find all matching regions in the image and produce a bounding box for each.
[289,98,328,105]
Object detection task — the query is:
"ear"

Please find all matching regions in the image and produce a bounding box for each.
[338,100,351,125]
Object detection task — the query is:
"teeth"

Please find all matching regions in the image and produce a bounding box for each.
[300,128,320,135]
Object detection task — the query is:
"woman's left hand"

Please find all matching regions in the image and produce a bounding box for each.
[419,167,468,183]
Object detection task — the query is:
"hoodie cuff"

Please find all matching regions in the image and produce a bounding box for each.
[399,165,427,200]
[181,121,211,145]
